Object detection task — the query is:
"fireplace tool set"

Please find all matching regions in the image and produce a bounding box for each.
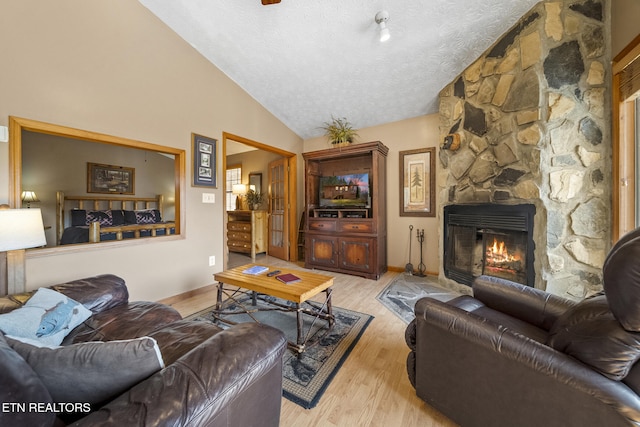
[405,225,414,275]
[406,225,426,276]
[416,228,426,277]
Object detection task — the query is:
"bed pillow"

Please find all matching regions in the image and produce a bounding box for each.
[71,209,125,227]
[87,210,113,226]
[137,209,161,224]
[7,336,164,405]
[71,209,88,226]
[0,288,92,346]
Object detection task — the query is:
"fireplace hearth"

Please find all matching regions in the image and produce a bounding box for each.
[443,204,535,287]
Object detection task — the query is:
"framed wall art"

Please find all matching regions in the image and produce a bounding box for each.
[399,147,435,217]
[87,162,135,195]
[192,133,217,188]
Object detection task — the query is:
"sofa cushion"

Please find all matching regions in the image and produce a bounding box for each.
[148,319,223,365]
[548,295,640,380]
[603,234,640,331]
[0,288,92,346]
[0,332,56,427]
[62,301,182,344]
[8,336,164,406]
[51,274,129,314]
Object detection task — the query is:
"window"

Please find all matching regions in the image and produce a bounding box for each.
[226,165,242,211]
[613,35,640,241]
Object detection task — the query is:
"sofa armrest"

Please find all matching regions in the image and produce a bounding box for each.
[414,298,640,427]
[71,322,287,427]
[473,275,576,330]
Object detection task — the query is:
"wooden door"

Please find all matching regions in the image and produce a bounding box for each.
[268,157,289,260]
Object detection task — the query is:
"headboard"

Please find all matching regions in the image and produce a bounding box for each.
[56,191,172,244]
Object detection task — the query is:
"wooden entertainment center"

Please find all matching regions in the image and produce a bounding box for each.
[303,141,388,279]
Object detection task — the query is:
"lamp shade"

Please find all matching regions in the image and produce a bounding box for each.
[232,184,247,195]
[21,191,40,203]
[0,208,47,251]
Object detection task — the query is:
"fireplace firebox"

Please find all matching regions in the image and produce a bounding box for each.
[443,204,535,287]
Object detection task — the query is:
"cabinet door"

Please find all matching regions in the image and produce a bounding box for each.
[307,234,339,268]
[340,236,374,272]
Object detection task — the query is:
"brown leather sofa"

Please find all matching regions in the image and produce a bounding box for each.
[406,229,640,427]
[0,274,287,426]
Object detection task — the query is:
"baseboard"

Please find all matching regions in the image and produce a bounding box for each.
[388,265,438,276]
[157,283,217,305]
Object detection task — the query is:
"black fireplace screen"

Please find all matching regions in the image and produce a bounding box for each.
[444,204,535,287]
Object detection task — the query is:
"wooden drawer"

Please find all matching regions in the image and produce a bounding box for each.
[308,219,337,232]
[227,240,252,252]
[228,222,252,232]
[227,231,251,242]
[338,221,373,233]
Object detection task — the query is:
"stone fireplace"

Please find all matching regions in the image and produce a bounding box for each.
[437,0,611,299]
[444,204,535,287]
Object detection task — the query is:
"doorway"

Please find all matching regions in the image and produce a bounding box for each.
[222,132,297,267]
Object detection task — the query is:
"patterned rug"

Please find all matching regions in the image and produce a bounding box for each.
[376,274,460,324]
[185,295,373,409]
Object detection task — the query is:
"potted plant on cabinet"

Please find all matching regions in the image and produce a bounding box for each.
[321,116,358,146]
[244,189,265,210]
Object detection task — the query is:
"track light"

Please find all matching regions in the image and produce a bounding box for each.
[375,11,390,42]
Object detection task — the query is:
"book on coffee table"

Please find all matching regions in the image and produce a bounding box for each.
[242,265,269,275]
[276,273,301,284]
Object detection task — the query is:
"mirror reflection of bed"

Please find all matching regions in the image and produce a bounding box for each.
[56,192,175,245]
[13,117,184,249]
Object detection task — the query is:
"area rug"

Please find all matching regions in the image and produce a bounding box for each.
[376,274,459,324]
[185,295,373,409]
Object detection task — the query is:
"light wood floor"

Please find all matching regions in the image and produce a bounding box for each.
[168,254,457,427]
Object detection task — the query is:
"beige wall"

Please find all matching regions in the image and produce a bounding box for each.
[0,0,302,301]
[611,0,640,57]
[304,115,440,275]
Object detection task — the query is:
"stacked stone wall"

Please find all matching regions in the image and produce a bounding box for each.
[438,0,610,299]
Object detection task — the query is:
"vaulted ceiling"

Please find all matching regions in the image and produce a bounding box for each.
[139,0,539,139]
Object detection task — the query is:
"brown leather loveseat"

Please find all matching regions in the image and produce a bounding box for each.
[406,228,640,426]
[0,274,287,426]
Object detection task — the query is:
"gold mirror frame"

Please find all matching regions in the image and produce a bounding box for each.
[8,116,185,252]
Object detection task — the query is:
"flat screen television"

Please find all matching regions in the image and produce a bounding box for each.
[319,173,370,208]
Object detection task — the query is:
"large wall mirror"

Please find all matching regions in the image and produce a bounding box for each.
[9,116,184,252]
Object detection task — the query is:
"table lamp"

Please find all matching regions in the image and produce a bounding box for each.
[21,190,40,208]
[232,184,247,210]
[0,208,47,294]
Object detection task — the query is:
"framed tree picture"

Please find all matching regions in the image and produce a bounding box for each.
[192,133,217,188]
[399,147,435,217]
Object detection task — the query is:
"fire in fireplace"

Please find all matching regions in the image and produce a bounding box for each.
[483,232,527,283]
[444,204,535,287]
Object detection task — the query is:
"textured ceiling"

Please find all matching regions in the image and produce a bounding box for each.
[139,0,539,139]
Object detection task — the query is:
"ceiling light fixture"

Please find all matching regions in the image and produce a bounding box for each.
[375,11,390,42]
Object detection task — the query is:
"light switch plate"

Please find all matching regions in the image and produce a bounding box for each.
[0,126,8,142]
[202,193,215,203]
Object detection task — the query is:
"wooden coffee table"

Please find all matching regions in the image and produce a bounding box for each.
[213,264,335,353]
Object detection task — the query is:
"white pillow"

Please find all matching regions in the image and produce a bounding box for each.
[0,288,92,346]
